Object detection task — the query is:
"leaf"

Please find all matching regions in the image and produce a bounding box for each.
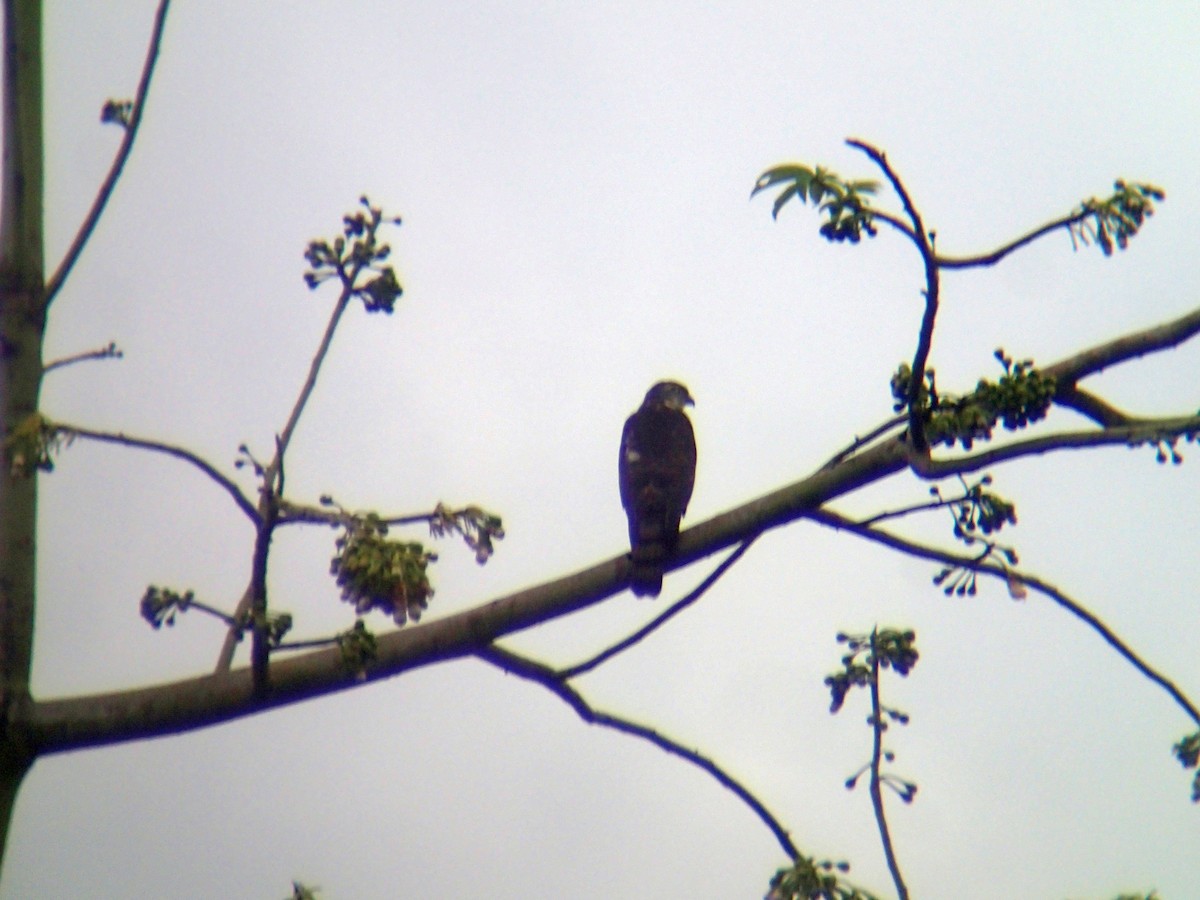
[771,184,798,220]
[1006,571,1028,600]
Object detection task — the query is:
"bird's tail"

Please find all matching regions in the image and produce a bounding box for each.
[629,520,670,598]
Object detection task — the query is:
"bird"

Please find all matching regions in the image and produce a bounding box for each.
[619,380,697,597]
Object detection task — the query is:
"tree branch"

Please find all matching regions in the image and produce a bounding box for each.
[27,436,911,755]
[1044,304,1200,386]
[846,139,939,452]
[560,537,757,680]
[43,0,170,308]
[27,304,1200,755]
[868,630,908,900]
[60,424,260,523]
[909,415,1200,479]
[42,340,122,374]
[477,643,800,860]
[932,210,1089,270]
[808,508,1200,728]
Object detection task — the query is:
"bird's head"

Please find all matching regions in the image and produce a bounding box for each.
[644,380,695,411]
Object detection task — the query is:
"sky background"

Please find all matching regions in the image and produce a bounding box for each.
[4,1,1200,897]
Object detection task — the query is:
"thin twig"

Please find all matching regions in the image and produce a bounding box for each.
[856,491,968,528]
[868,629,909,900]
[560,537,757,680]
[809,508,1200,728]
[43,341,122,374]
[44,0,171,308]
[477,643,799,859]
[932,211,1090,270]
[61,424,259,523]
[821,414,907,470]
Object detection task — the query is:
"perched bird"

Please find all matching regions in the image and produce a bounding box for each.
[619,381,697,597]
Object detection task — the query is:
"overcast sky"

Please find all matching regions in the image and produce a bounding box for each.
[5,2,1200,898]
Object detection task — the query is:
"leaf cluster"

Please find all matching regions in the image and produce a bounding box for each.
[303,196,404,313]
[1071,181,1165,256]
[752,164,880,243]
[825,629,918,715]
[766,855,878,900]
[891,349,1057,451]
[429,503,505,565]
[330,517,437,625]
[336,620,378,680]
[3,413,72,477]
[100,98,134,129]
[1173,730,1200,802]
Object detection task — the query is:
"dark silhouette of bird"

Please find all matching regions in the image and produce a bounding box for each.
[619,381,697,597]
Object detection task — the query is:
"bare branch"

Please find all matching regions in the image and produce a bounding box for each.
[933,210,1090,270]
[808,508,1200,729]
[43,341,122,374]
[560,537,757,680]
[477,643,800,860]
[61,424,260,524]
[1044,304,1200,386]
[266,280,355,490]
[44,0,171,308]
[276,499,438,528]
[909,415,1200,479]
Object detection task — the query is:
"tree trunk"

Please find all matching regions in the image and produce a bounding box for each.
[0,0,44,876]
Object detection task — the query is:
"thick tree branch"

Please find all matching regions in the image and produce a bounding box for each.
[477,643,800,860]
[43,0,170,308]
[60,424,260,524]
[1044,304,1200,386]
[26,305,1200,755]
[27,437,910,755]
[808,508,1200,728]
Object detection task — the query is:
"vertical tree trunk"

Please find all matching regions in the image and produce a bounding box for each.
[0,0,44,875]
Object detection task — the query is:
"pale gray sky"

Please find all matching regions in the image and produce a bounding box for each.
[5,2,1200,897]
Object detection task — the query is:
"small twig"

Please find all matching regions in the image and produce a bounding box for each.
[868,630,909,900]
[856,491,969,528]
[560,537,757,680]
[478,643,799,859]
[214,583,254,673]
[44,0,171,308]
[43,341,123,374]
[61,424,259,523]
[809,508,1200,728]
[821,414,907,470]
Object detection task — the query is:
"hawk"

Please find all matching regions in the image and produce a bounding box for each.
[619,381,697,597]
